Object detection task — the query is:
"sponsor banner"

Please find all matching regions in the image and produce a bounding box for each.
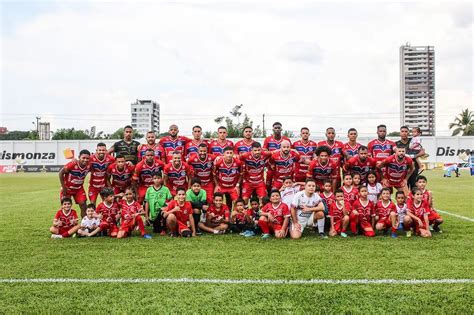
[0,165,17,173]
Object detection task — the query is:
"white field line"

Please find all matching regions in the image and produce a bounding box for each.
[0,278,472,285]
[436,209,474,222]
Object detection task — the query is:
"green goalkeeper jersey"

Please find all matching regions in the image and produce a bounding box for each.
[145,185,172,220]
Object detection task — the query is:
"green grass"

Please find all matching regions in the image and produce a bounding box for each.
[0,170,473,313]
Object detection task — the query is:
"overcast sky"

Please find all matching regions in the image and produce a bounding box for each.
[1,0,472,138]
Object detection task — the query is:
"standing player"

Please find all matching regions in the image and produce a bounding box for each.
[376,145,414,196]
[234,126,256,155]
[163,187,196,237]
[209,126,234,156]
[368,124,396,163]
[159,124,191,163]
[342,128,362,160]
[187,143,216,203]
[318,127,344,185]
[58,149,91,217]
[213,146,242,209]
[106,154,135,195]
[374,188,398,237]
[88,143,115,205]
[292,127,318,183]
[258,190,291,239]
[108,125,141,165]
[185,125,208,158]
[343,146,376,184]
[269,140,302,190]
[132,148,165,203]
[50,197,81,238]
[263,122,291,190]
[240,142,272,206]
[163,151,193,196]
[137,131,164,162]
[307,146,338,192]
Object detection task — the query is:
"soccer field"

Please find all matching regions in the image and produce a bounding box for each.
[0,170,473,313]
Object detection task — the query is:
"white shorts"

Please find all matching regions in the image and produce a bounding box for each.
[291,210,315,232]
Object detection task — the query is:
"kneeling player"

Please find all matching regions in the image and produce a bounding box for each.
[374,188,398,237]
[352,186,375,237]
[405,188,432,238]
[117,188,152,239]
[258,190,290,239]
[415,175,443,232]
[163,187,195,237]
[50,197,81,238]
[198,193,230,234]
[328,189,349,237]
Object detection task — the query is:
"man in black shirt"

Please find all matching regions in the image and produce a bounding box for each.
[396,126,425,190]
[108,125,141,165]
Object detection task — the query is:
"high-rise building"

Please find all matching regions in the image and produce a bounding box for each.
[38,122,51,140]
[400,44,435,136]
[131,99,160,136]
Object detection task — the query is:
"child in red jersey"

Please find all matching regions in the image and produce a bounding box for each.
[95,187,120,237]
[242,198,261,237]
[117,188,152,239]
[406,188,432,238]
[415,175,443,233]
[328,189,349,238]
[341,173,359,206]
[50,197,81,238]
[319,180,336,208]
[352,186,375,237]
[163,187,195,237]
[198,193,230,234]
[352,173,361,187]
[374,188,398,237]
[230,199,253,234]
[258,190,290,239]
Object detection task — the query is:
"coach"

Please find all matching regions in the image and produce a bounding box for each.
[396,126,425,189]
[108,125,141,165]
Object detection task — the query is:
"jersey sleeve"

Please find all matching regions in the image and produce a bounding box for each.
[54,210,61,220]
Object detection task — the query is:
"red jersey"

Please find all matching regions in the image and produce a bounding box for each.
[375,200,396,220]
[263,135,291,151]
[341,186,359,205]
[208,139,234,156]
[214,158,242,188]
[270,151,301,183]
[120,200,143,223]
[307,159,338,182]
[133,158,164,187]
[381,155,413,185]
[54,209,78,228]
[107,163,135,191]
[233,210,247,224]
[240,151,271,185]
[89,154,115,190]
[137,143,164,161]
[342,142,362,159]
[166,200,193,224]
[207,204,230,224]
[329,202,351,220]
[261,202,290,225]
[408,189,433,210]
[163,162,193,190]
[319,191,336,208]
[353,199,375,222]
[159,136,190,162]
[62,160,90,191]
[96,201,120,224]
[185,139,208,158]
[344,156,376,184]
[187,153,215,186]
[292,140,317,179]
[317,140,344,168]
[367,139,396,162]
[234,139,256,155]
[407,199,430,219]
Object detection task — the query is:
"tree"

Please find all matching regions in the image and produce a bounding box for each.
[108,128,143,140]
[210,105,264,138]
[52,128,91,140]
[282,130,295,138]
[449,108,474,136]
[388,131,400,137]
[0,130,36,140]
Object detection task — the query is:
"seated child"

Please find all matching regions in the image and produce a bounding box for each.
[77,203,101,237]
[374,188,398,238]
[198,192,229,234]
[117,187,152,239]
[328,189,350,237]
[50,197,81,238]
[405,188,432,238]
[230,199,253,234]
[95,187,120,237]
[352,186,375,237]
[163,187,195,237]
[258,190,290,239]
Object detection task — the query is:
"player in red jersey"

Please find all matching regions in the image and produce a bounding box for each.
[185,125,208,158]
[258,190,290,239]
[292,127,318,182]
[307,146,338,192]
[187,143,216,203]
[106,154,135,195]
[117,188,151,239]
[88,143,115,204]
[341,173,359,206]
[342,128,362,161]
[374,188,398,237]
[343,146,376,184]
[377,145,414,196]
[405,188,432,238]
[240,142,272,205]
[208,126,234,156]
[352,186,376,237]
[263,122,292,190]
[213,146,242,209]
[95,187,120,237]
[318,127,344,183]
[368,124,396,162]
[132,148,165,204]
[234,126,256,155]
[328,189,350,237]
[319,180,336,208]
[137,131,165,162]
[163,151,193,196]
[159,124,191,163]
[414,175,443,232]
[163,187,195,237]
[198,192,230,234]
[50,197,81,238]
[269,140,302,190]
[59,149,91,217]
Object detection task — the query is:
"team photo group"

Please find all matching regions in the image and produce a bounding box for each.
[50,122,444,240]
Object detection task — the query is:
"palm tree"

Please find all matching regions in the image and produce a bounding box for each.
[449,108,474,136]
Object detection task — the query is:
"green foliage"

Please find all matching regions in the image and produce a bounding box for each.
[0,130,38,140]
[208,105,264,138]
[388,131,401,137]
[51,128,91,140]
[449,108,474,136]
[108,128,143,140]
